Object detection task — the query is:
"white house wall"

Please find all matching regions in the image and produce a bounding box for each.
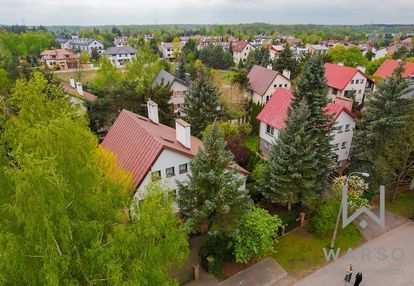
[331,112,355,163]
[252,75,291,105]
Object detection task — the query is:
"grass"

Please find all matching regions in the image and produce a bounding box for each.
[272,224,364,278]
[211,69,237,87]
[386,189,414,218]
[55,69,98,84]
[244,135,259,153]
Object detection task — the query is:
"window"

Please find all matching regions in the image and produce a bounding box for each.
[334,143,339,151]
[345,124,350,131]
[351,80,354,84]
[341,142,347,149]
[360,79,364,84]
[166,167,175,177]
[151,170,161,180]
[274,84,277,88]
[334,125,343,133]
[356,79,359,84]
[266,124,274,136]
[265,95,271,103]
[332,88,338,95]
[179,163,188,174]
[279,84,283,87]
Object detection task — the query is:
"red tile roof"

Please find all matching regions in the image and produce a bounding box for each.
[257,88,355,129]
[102,110,203,187]
[62,84,97,101]
[256,88,293,129]
[232,40,249,53]
[324,63,360,90]
[40,48,78,60]
[373,59,414,79]
[248,65,285,96]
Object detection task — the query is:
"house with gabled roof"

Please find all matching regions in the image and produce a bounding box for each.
[373,59,414,80]
[325,63,374,106]
[256,88,356,166]
[232,40,255,65]
[101,101,249,200]
[103,46,136,66]
[153,69,191,116]
[247,65,292,104]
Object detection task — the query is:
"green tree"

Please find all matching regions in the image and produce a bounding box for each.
[366,56,391,75]
[79,50,90,65]
[272,43,299,79]
[183,68,225,136]
[231,69,249,89]
[292,56,334,196]
[325,45,368,67]
[234,207,282,263]
[351,66,414,197]
[177,123,248,229]
[0,73,188,284]
[245,47,270,71]
[199,45,233,70]
[93,56,122,96]
[90,47,100,62]
[258,101,319,209]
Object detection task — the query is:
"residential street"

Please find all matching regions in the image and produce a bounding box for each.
[294,221,414,286]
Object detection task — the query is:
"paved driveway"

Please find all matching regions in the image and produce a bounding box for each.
[294,222,414,286]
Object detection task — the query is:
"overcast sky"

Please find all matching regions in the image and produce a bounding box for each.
[0,0,413,26]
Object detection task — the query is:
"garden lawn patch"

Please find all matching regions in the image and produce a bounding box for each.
[244,135,258,153]
[386,188,414,218]
[272,224,364,278]
[55,69,98,84]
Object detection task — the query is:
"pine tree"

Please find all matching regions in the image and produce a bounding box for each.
[177,123,248,228]
[292,56,334,196]
[351,65,414,191]
[183,68,225,136]
[272,43,299,79]
[259,101,319,209]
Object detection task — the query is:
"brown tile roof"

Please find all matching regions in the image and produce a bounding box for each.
[232,40,249,53]
[248,65,284,96]
[62,84,97,101]
[101,110,203,187]
[40,48,78,60]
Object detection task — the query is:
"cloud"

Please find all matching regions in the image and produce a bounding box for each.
[0,0,413,25]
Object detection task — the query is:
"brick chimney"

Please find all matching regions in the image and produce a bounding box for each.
[175,119,191,149]
[147,100,159,124]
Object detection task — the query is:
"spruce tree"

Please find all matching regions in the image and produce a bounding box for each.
[183,68,225,136]
[259,101,319,209]
[292,56,334,196]
[177,123,248,228]
[351,66,414,189]
[272,43,299,79]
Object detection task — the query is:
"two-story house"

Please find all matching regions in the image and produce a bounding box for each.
[306,44,329,56]
[159,42,183,61]
[256,88,356,166]
[232,40,255,65]
[40,48,79,70]
[103,46,136,66]
[113,36,129,47]
[61,38,104,54]
[152,70,190,116]
[101,102,249,200]
[325,63,374,106]
[247,65,291,104]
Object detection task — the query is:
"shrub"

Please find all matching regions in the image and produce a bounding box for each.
[200,231,235,274]
[234,207,283,264]
[309,199,339,238]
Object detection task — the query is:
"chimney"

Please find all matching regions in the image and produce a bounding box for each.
[357,66,366,73]
[147,100,159,124]
[185,73,191,86]
[76,82,84,96]
[175,119,191,149]
[282,69,291,79]
[175,67,180,79]
[334,96,353,111]
[69,77,76,88]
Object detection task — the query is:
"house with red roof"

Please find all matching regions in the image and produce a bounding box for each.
[101,101,249,200]
[40,48,79,70]
[256,88,356,165]
[247,65,291,104]
[325,63,374,106]
[232,40,255,65]
[373,59,414,80]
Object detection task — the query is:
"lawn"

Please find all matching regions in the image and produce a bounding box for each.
[386,188,414,218]
[244,135,258,153]
[55,69,98,85]
[211,69,237,88]
[272,224,364,278]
